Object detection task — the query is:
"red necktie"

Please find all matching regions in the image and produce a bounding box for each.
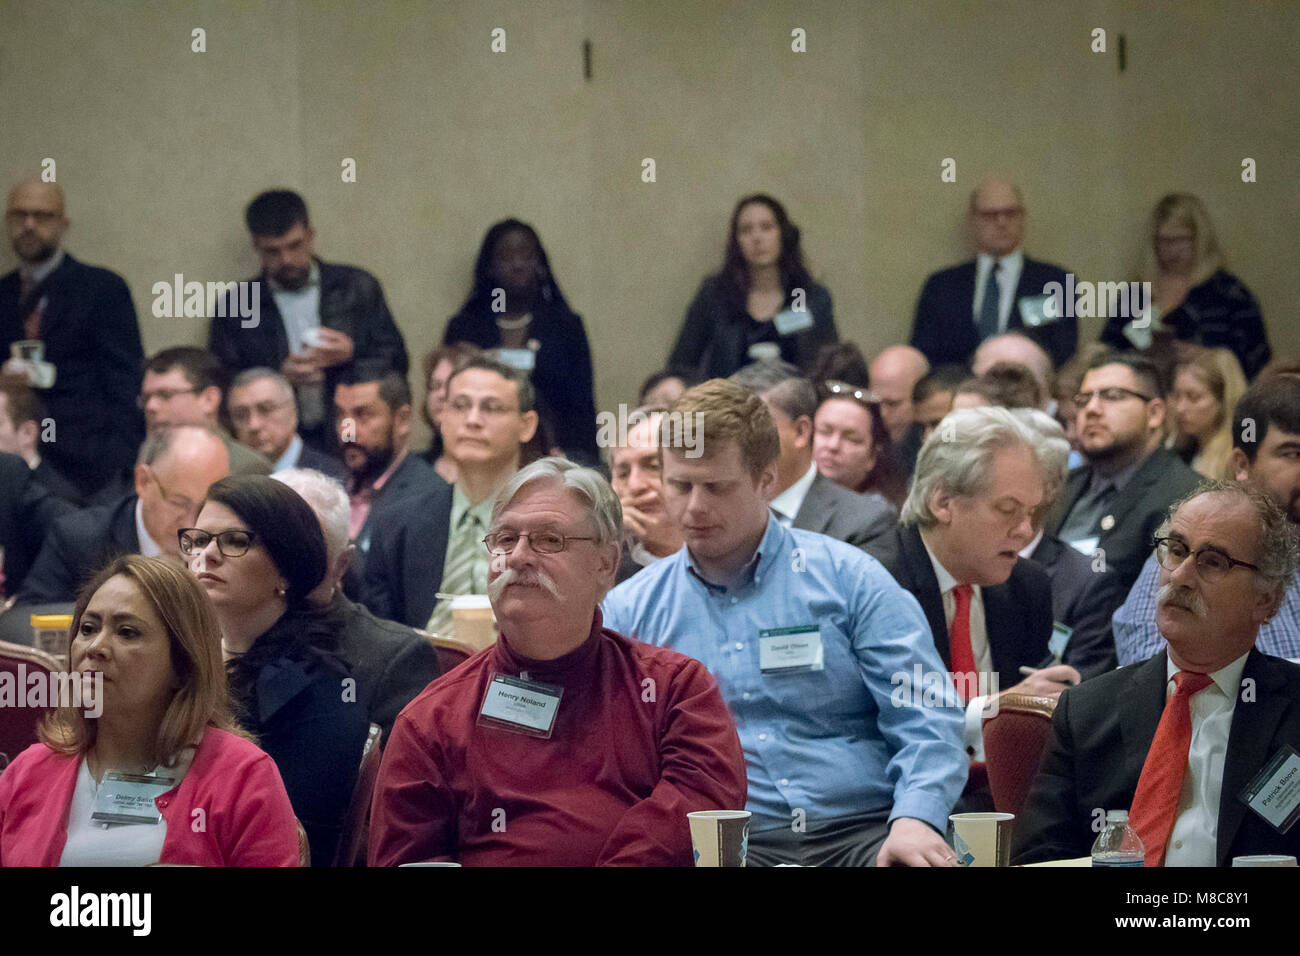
[949,584,976,698]
[1129,670,1214,866]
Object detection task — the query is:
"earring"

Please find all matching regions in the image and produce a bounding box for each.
[275,584,287,598]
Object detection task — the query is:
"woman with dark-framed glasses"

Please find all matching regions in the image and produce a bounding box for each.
[181,475,369,866]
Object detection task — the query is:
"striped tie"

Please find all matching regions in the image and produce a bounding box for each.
[426,511,486,635]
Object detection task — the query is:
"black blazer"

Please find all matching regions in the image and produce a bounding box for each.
[791,472,896,552]
[18,494,140,604]
[0,254,144,496]
[359,476,455,629]
[910,256,1076,368]
[208,258,408,425]
[866,523,1053,692]
[1013,649,1300,866]
[0,452,75,596]
[296,442,348,483]
[30,459,87,507]
[1043,446,1205,601]
[1027,533,1121,679]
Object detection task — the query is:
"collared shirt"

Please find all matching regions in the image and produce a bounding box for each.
[769,462,818,526]
[1163,652,1249,867]
[348,448,409,541]
[133,498,163,558]
[22,248,64,291]
[269,260,322,352]
[1113,554,1300,666]
[272,434,304,473]
[973,248,1024,333]
[601,514,967,834]
[425,485,494,633]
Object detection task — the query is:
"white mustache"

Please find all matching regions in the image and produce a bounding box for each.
[1157,583,1208,618]
[488,566,560,602]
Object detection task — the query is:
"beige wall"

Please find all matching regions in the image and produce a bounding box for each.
[3,0,1294,446]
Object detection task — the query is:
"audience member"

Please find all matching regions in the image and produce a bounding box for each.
[1043,351,1203,601]
[0,555,300,866]
[912,177,1075,368]
[732,361,895,550]
[637,369,688,410]
[810,341,871,390]
[669,194,836,380]
[609,408,683,584]
[184,475,370,865]
[443,219,598,465]
[603,380,967,867]
[1168,346,1246,480]
[228,367,345,481]
[1114,374,1300,665]
[1015,482,1300,865]
[973,331,1055,410]
[953,362,1045,411]
[0,451,73,600]
[419,342,481,484]
[19,426,229,604]
[273,468,439,743]
[0,179,144,498]
[361,357,537,631]
[812,381,907,508]
[142,347,272,477]
[209,189,408,449]
[0,382,82,504]
[911,364,967,439]
[869,345,929,445]
[1101,193,1270,379]
[369,457,747,866]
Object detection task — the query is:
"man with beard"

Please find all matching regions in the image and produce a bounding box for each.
[209,189,407,450]
[610,407,683,583]
[1114,374,1300,664]
[0,179,144,499]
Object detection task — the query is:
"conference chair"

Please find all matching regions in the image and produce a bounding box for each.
[0,641,61,771]
[333,723,384,867]
[981,693,1059,816]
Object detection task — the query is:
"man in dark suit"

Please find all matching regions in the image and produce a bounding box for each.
[1044,351,1204,609]
[0,180,144,498]
[0,382,83,505]
[0,451,73,600]
[1026,533,1123,678]
[911,178,1076,369]
[17,426,229,604]
[732,361,896,550]
[228,367,346,482]
[208,189,407,450]
[1015,484,1300,866]
[361,357,537,631]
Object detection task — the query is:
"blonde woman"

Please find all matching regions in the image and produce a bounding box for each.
[1169,346,1247,480]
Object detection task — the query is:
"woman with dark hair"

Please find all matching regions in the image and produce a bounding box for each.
[669,194,836,380]
[419,341,482,483]
[442,219,599,466]
[0,555,300,866]
[812,382,908,509]
[182,475,369,865]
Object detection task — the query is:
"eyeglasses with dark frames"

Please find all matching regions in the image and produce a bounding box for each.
[178,528,258,558]
[1154,536,1260,582]
[1071,386,1154,410]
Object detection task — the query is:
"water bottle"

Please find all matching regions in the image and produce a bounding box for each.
[1091,809,1145,867]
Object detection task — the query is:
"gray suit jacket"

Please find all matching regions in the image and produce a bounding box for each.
[791,472,897,552]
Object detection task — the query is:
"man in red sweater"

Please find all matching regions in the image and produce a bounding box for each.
[368,457,747,866]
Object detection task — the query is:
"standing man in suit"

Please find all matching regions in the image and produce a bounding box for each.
[1044,351,1204,607]
[228,367,346,482]
[1014,482,1300,866]
[361,357,537,631]
[610,407,683,584]
[911,178,1076,369]
[209,189,408,450]
[0,179,144,499]
[732,361,896,550]
[866,407,1083,759]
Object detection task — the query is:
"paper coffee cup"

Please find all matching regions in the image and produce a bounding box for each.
[451,594,496,650]
[949,812,1015,867]
[11,340,43,363]
[688,810,751,867]
[1231,855,1297,867]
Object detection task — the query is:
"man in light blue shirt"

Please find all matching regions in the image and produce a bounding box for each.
[1114,375,1300,665]
[602,379,968,866]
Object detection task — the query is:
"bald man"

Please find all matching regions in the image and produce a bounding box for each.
[973,332,1055,411]
[869,345,930,445]
[1,179,144,499]
[911,177,1075,369]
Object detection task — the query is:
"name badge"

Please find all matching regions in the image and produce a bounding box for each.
[496,348,536,372]
[91,771,177,826]
[1068,536,1100,557]
[1049,622,1073,661]
[1018,294,1055,327]
[773,308,814,336]
[478,673,563,738]
[1240,745,1300,834]
[759,626,824,673]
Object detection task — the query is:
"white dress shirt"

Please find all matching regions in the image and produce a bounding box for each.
[134,499,163,558]
[973,248,1024,334]
[769,462,818,526]
[59,760,168,867]
[1163,652,1248,867]
[273,433,305,473]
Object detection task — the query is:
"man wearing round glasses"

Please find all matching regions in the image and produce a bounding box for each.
[1016,482,1300,866]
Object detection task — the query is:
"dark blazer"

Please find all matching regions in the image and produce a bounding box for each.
[911,256,1076,368]
[1013,649,1300,866]
[0,254,144,496]
[1043,446,1205,601]
[18,494,139,604]
[359,476,455,629]
[0,452,75,597]
[866,523,1053,693]
[1027,533,1121,679]
[208,258,408,427]
[354,452,436,554]
[30,459,87,507]
[668,275,837,380]
[329,591,440,742]
[791,472,897,552]
[444,298,599,466]
[296,442,348,483]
